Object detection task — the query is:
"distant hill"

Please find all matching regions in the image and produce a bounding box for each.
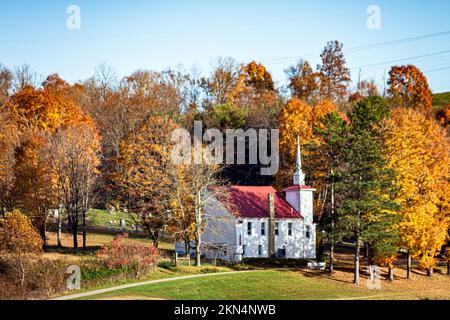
[433,92,450,111]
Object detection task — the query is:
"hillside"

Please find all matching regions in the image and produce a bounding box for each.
[433,91,450,110]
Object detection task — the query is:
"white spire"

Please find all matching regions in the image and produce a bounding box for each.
[293,135,305,186]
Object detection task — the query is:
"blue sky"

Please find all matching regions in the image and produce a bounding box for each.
[1,0,449,92]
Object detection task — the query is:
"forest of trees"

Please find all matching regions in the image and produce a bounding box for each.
[0,40,449,282]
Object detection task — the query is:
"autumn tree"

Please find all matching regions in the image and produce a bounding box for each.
[276,98,313,187]
[111,116,178,248]
[383,107,450,277]
[12,64,39,91]
[286,59,321,103]
[231,61,280,129]
[436,105,450,128]
[80,68,187,204]
[0,210,44,287]
[12,131,55,250]
[357,79,379,98]
[6,76,89,133]
[201,57,240,108]
[0,113,19,217]
[0,210,43,255]
[277,98,339,194]
[318,41,351,102]
[235,61,274,94]
[388,65,433,115]
[49,123,100,252]
[3,75,91,248]
[0,64,12,106]
[169,144,221,267]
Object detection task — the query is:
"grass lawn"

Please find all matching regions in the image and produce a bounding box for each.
[433,91,450,110]
[45,230,174,261]
[87,209,133,230]
[79,269,450,300]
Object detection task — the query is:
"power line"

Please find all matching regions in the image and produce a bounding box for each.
[0,4,414,46]
[424,66,450,73]
[350,50,450,70]
[261,30,450,66]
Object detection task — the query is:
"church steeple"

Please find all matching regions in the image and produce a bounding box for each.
[293,135,305,186]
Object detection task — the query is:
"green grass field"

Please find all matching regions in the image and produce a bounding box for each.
[79,270,450,300]
[86,209,133,229]
[433,91,450,110]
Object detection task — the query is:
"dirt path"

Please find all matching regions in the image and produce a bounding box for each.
[51,271,255,300]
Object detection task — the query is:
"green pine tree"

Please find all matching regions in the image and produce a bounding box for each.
[305,112,348,273]
[337,96,399,285]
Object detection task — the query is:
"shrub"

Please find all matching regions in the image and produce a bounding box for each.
[0,210,43,254]
[199,267,220,274]
[0,255,70,300]
[97,233,160,278]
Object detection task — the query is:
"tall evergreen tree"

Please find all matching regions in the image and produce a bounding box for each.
[307,112,348,273]
[337,96,398,285]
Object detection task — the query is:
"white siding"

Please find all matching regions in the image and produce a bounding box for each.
[235,218,316,260]
[176,191,316,262]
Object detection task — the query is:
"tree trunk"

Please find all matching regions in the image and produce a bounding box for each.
[70,213,78,253]
[367,244,373,266]
[427,268,433,277]
[387,267,394,282]
[329,182,335,274]
[72,228,78,253]
[184,239,191,257]
[354,218,361,286]
[57,209,62,248]
[40,226,47,252]
[195,191,202,267]
[447,261,449,276]
[363,243,368,259]
[82,211,87,251]
[406,250,411,279]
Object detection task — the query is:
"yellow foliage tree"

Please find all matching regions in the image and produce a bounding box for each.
[277,98,339,217]
[383,107,450,276]
[0,210,43,254]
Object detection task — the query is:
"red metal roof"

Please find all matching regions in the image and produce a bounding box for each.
[213,186,302,219]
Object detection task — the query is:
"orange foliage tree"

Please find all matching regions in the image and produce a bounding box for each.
[111,116,178,248]
[436,105,450,128]
[0,113,19,217]
[49,123,100,252]
[12,131,55,250]
[388,65,433,115]
[3,75,93,249]
[6,76,89,133]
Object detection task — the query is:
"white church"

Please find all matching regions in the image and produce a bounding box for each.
[175,137,317,262]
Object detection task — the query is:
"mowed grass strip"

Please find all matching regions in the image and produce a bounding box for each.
[82,270,383,300]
